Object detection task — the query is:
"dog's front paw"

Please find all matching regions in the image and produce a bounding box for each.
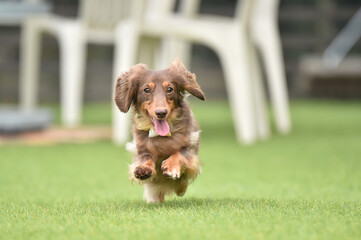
[161,160,181,180]
[134,165,154,180]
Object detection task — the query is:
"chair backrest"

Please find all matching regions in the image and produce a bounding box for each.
[235,0,280,28]
[235,0,253,27]
[178,0,201,18]
[252,0,280,18]
[79,0,177,32]
[145,0,175,18]
[79,0,132,32]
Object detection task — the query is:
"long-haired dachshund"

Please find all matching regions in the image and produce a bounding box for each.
[114,59,205,203]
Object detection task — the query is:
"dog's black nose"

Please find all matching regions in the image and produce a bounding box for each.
[155,109,168,119]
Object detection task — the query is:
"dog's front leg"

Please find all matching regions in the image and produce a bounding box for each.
[161,151,184,180]
[161,146,201,181]
[130,152,155,182]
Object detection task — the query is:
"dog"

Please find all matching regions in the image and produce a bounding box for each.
[114,59,205,203]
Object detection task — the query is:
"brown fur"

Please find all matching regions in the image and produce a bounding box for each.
[114,59,205,203]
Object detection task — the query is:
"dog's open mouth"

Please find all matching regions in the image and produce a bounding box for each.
[150,117,170,136]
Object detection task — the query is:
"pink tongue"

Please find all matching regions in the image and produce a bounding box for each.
[154,119,170,136]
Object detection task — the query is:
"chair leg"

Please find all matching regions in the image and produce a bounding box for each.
[248,42,270,140]
[19,17,41,111]
[59,24,86,127]
[258,22,291,134]
[218,30,257,144]
[112,21,140,144]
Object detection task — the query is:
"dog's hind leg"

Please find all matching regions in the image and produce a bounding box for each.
[144,184,164,203]
[175,178,188,197]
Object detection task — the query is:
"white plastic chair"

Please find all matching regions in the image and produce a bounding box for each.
[19,0,175,127]
[114,0,258,144]
[113,0,291,144]
[171,0,291,138]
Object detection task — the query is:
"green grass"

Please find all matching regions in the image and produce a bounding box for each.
[1,100,361,239]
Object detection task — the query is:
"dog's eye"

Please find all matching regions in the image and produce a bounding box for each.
[143,88,151,94]
[167,87,173,93]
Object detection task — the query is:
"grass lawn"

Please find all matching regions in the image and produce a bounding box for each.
[0,100,360,239]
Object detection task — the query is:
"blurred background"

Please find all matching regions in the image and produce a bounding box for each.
[1,2,361,238]
[0,0,360,104]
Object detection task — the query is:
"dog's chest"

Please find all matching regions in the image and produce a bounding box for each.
[145,133,188,160]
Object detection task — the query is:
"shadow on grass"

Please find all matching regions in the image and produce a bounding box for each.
[96,197,360,214]
[2,198,359,217]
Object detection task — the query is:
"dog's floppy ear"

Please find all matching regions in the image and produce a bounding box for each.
[114,64,147,112]
[169,59,205,101]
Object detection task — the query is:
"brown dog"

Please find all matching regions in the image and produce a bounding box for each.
[114,59,205,203]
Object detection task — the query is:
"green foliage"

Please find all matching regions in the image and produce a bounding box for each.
[0,100,360,239]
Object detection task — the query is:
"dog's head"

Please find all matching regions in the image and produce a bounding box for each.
[114,59,205,136]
